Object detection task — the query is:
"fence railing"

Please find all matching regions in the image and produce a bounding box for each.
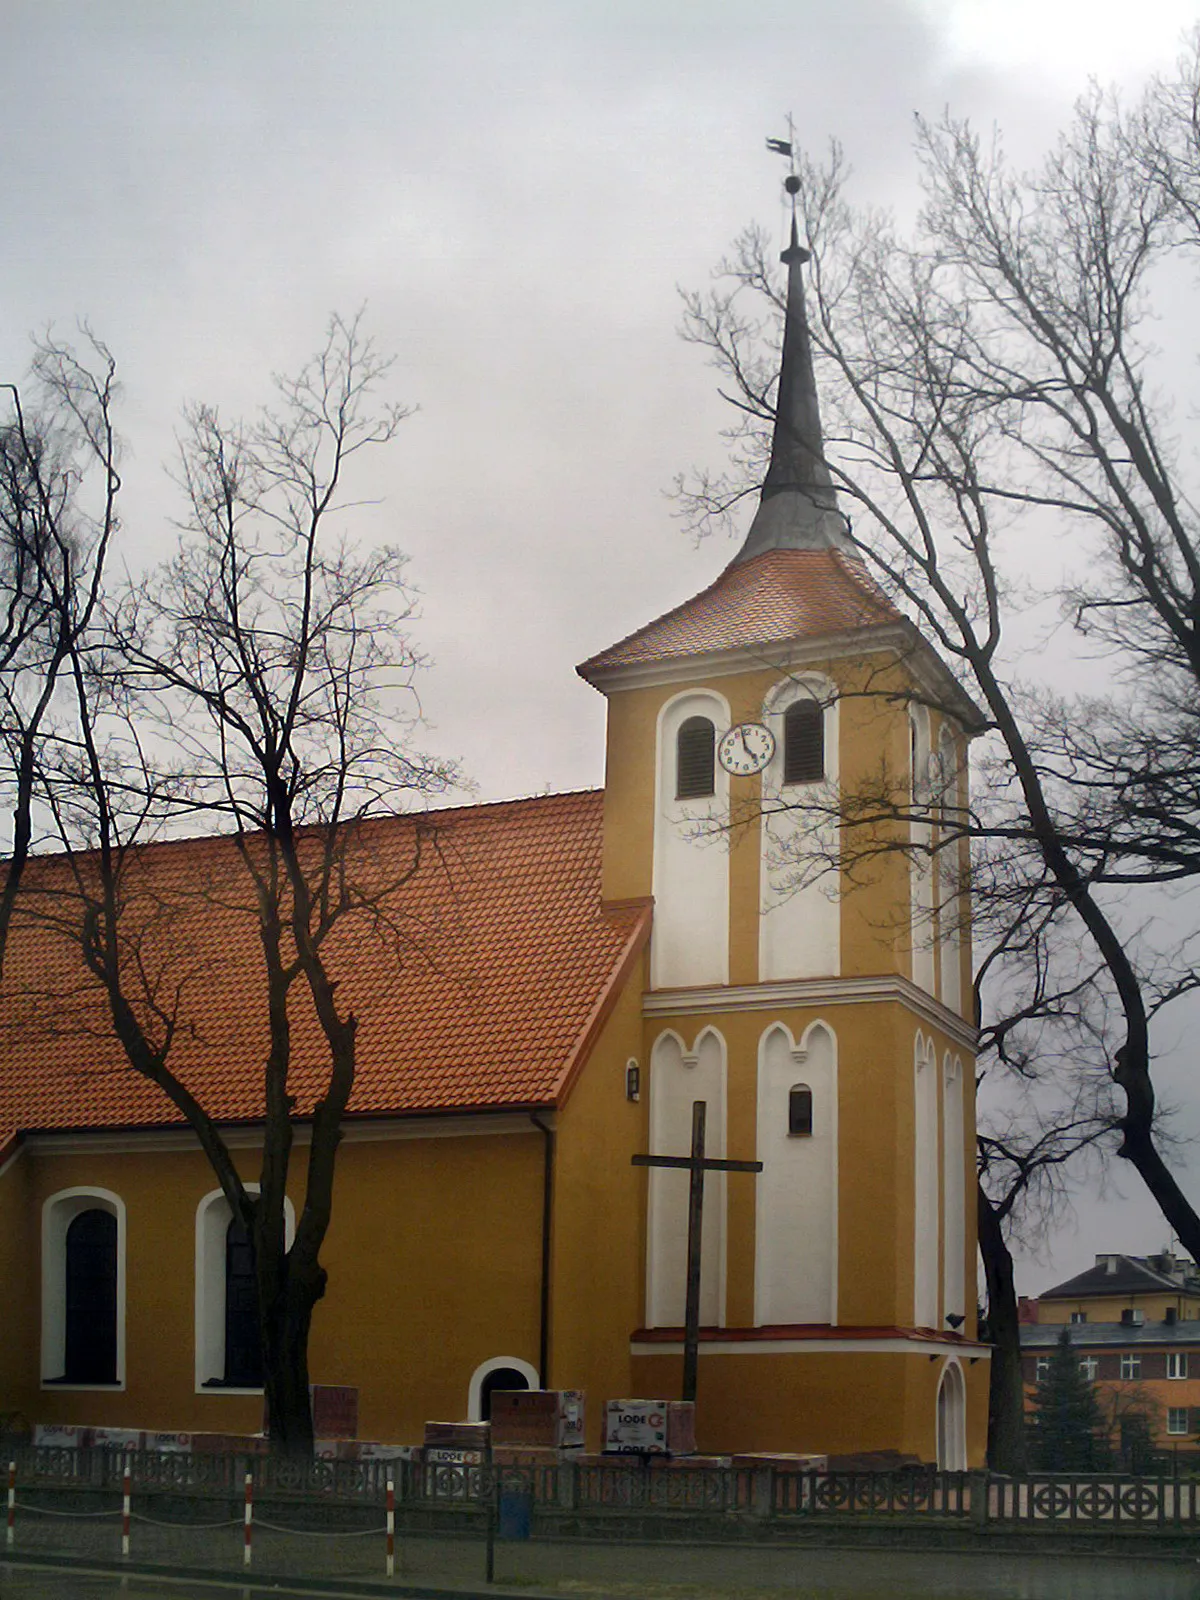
[5,1442,1200,1534]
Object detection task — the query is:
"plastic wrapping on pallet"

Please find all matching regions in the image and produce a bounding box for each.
[489,1389,584,1450]
[423,1419,491,1451]
[603,1399,695,1456]
[145,1431,193,1454]
[356,1441,418,1463]
[491,1445,567,1466]
[32,1424,91,1448]
[90,1428,145,1451]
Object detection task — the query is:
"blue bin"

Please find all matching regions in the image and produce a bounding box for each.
[498,1486,532,1541]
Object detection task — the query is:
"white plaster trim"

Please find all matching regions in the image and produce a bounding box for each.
[0,1140,24,1180]
[467,1356,539,1422]
[630,1337,990,1358]
[643,974,977,1050]
[194,1187,295,1394]
[936,1356,968,1471]
[25,1112,550,1159]
[41,1186,126,1391]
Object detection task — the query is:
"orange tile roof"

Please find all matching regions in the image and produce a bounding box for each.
[0,791,650,1135]
[577,548,903,679]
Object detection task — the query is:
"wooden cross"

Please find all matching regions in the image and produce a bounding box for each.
[633,1100,762,1402]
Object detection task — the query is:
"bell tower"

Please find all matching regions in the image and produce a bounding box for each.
[576,179,989,1466]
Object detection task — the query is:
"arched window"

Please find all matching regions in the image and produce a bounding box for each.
[783,700,823,785]
[788,1084,814,1137]
[467,1356,540,1422]
[63,1209,118,1385]
[222,1218,262,1388]
[676,716,715,799]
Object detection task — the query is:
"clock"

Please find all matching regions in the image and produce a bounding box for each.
[717,721,776,776]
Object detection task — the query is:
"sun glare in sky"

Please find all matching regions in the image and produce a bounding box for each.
[929,0,1195,83]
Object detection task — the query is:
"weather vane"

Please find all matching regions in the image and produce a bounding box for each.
[765,114,801,199]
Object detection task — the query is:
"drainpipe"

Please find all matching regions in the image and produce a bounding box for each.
[530,1113,554,1388]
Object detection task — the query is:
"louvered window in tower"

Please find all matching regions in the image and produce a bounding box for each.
[788,1084,814,1137]
[783,700,823,785]
[676,717,715,799]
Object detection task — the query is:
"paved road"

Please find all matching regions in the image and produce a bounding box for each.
[3,1542,1200,1600]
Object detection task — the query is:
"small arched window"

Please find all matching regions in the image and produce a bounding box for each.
[783,701,823,785]
[63,1209,118,1384]
[676,716,715,799]
[788,1084,814,1137]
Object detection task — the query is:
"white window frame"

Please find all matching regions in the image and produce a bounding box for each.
[41,1187,126,1391]
[195,1187,294,1395]
[1070,1311,1088,1324]
[1168,1352,1188,1380]
[1035,1357,1050,1381]
[1167,1407,1189,1436]
[1079,1356,1099,1381]
[1120,1353,1141,1380]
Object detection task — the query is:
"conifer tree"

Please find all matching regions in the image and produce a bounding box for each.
[1028,1328,1111,1471]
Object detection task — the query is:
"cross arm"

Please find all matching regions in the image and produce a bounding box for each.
[631,1154,763,1173]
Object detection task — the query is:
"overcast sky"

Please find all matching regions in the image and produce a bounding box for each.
[4,0,1199,1295]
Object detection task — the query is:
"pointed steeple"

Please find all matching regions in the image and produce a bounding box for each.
[731,216,851,564]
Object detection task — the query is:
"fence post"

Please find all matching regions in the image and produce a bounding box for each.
[386,1476,395,1578]
[121,1466,131,1559]
[968,1469,989,1527]
[750,1467,772,1519]
[6,1460,14,1548]
[243,1471,253,1568]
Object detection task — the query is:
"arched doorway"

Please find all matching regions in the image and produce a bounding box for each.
[467,1356,539,1422]
[64,1208,118,1384]
[936,1360,967,1471]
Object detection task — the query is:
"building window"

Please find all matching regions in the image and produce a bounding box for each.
[788,1084,814,1137]
[782,700,823,785]
[1070,1311,1087,1324]
[1035,1357,1050,1381]
[222,1219,262,1388]
[1168,1407,1189,1436]
[63,1210,118,1384]
[1120,1354,1141,1380]
[676,717,715,800]
[1079,1357,1099,1381]
[1168,1352,1188,1380]
[42,1188,125,1389]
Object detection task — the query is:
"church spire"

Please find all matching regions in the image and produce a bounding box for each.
[731,200,851,565]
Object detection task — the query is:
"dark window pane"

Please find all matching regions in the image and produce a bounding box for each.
[783,701,824,784]
[789,1085,814,1137]
[224,1218,262,1387]
[676,717,715,799]
[480,1366,531,1420]
[64,1208,118,1384]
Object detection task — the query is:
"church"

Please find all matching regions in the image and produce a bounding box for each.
[0,224,988,1466]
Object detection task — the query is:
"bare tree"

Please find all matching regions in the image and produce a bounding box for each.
[677,44,1200,1276]
[16,314,455,1456]
[0,332,118,973]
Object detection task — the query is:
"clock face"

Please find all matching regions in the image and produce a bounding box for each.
[717,721,776,776]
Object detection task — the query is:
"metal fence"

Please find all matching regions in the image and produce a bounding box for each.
[6,1442,1200,1535]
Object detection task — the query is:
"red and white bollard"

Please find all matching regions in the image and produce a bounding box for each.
[243,1472,253,1568]
[121,1466,131,1559]
[7,1459,15,1549]
[386,1476,395,1577]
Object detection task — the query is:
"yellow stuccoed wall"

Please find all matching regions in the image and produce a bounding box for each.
[633,1348,989,1462]
[549,952,646,1448]
[9,1129,545,1443]
[0,1152,35,1423]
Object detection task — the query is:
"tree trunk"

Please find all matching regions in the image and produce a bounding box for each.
[977,1180,1028,1474]
[259,1245,326,1459]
